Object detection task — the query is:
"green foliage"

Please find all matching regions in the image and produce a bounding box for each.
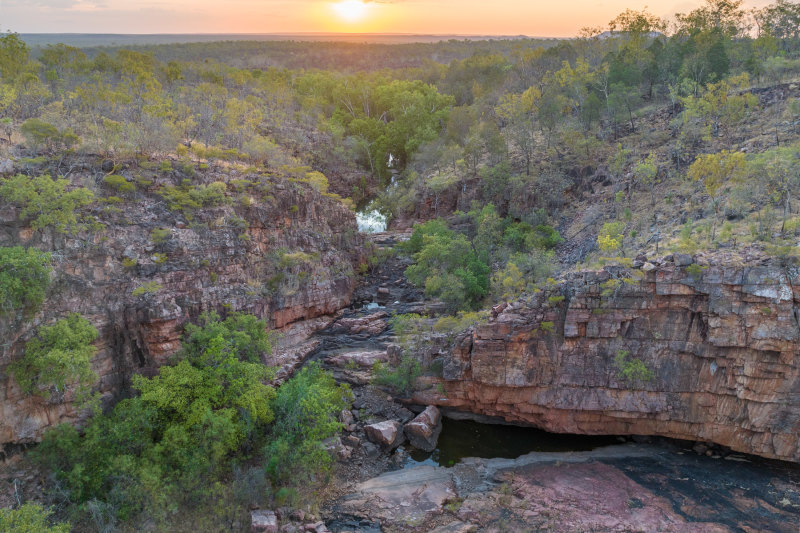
[20,119,79,152]
[149,227,171,245]
[11,313,98,401]
[685,263,708,278]
[404,220,489,312]
[157,179,227,213]
[0,174,94,234]
[34,314,279,525]
[122,257,138,268]
[373,355,423,396]
[132,281,162,296]
[598,222,626,257]
[265,363,351,486]
[433,311,489,338]
[614,350,655,384]
[103,174,135,194]
[0,503,70,533]
[0,246,51,317]
[179,311,273,364]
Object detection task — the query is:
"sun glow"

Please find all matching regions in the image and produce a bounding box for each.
[332,0,369,23]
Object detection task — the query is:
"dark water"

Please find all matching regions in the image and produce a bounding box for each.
[405,418,619,467]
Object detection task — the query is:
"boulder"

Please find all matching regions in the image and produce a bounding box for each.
[404,406,443,452]
[364,420,405,450]
[674,253,693,266]
[251,510,278,533]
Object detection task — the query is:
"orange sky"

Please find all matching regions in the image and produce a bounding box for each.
[3,0,775,37]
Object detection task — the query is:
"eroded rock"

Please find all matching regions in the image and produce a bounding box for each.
[404,405,442,452]
[415,260,800,462]
[364,420,405,450]
[251,510,278,533]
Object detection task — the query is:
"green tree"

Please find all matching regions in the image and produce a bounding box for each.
[0,32,29,81]
[0,246,51,317]
[11,313,98,401]
[265,363,351,485]
[688,150,746,239]
[0,174,94,234]
[179,311,273,364]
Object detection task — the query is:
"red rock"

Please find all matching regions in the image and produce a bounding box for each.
[418,262,800,463]
[404,406,442,452]
[364,420,405,450]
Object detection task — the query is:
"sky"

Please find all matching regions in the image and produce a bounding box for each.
[1,0,776,37]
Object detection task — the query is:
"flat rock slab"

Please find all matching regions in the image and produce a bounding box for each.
[338,465,457,524]
[331,444,800,532]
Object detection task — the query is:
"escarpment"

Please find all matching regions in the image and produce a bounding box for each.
[415,258,800,462]
[0,174,363,447]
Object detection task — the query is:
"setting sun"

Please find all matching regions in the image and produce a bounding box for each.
[332,0,369,23]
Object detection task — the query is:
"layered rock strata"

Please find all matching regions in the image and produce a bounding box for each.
[0,174,362,446]
[415,259,800,462]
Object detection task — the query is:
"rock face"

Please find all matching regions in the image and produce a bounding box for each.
[250,510,278,533]
[364,420,405,450]
[404,405,442,452]
[416,261,800,462]
[0,173,362,447]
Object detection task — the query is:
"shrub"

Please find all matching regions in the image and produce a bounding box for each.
[157,180,227,213]
[614,350,654,383]
[132,281,162,296]
[265,363,351,485]
[20,118,79,152]
[103,174,135,194]
[0,246,51,316]
[122,257,138,269]
[150,228,171,245]
[0,503,70,533]
[0,174,94,234]
[10,313,98,401]
[373,355,423,396]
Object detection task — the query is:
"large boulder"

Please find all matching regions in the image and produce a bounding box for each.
[251,510,278,533]
[364,420,405,450]
[404,406,443,452]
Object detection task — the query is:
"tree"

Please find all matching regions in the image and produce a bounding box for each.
[496,86,541,175]
[688,150,746,239]
[179,311,273,364]
[0,32,29,81]
[11,313,98,401]
[633,153,659,209]
[0,174,94,234]
[0,246,51,317]
[265,363,351,484]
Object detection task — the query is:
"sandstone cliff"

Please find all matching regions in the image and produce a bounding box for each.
[0,170,362,448]
[415,257,800,462]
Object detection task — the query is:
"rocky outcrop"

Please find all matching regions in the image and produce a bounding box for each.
[404,405,442,452]
[0,171,363,447]
[415,259,800,462]
[364,420,405,450]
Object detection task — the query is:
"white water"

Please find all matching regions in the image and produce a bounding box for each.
[357,210,387,233]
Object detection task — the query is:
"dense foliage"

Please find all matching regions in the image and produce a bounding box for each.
[402,206,559,311]
[0,245,51,317]
[0,503,70,533]
[10,313,98,401]
[0,174,94,234]
[33,314,350,530]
